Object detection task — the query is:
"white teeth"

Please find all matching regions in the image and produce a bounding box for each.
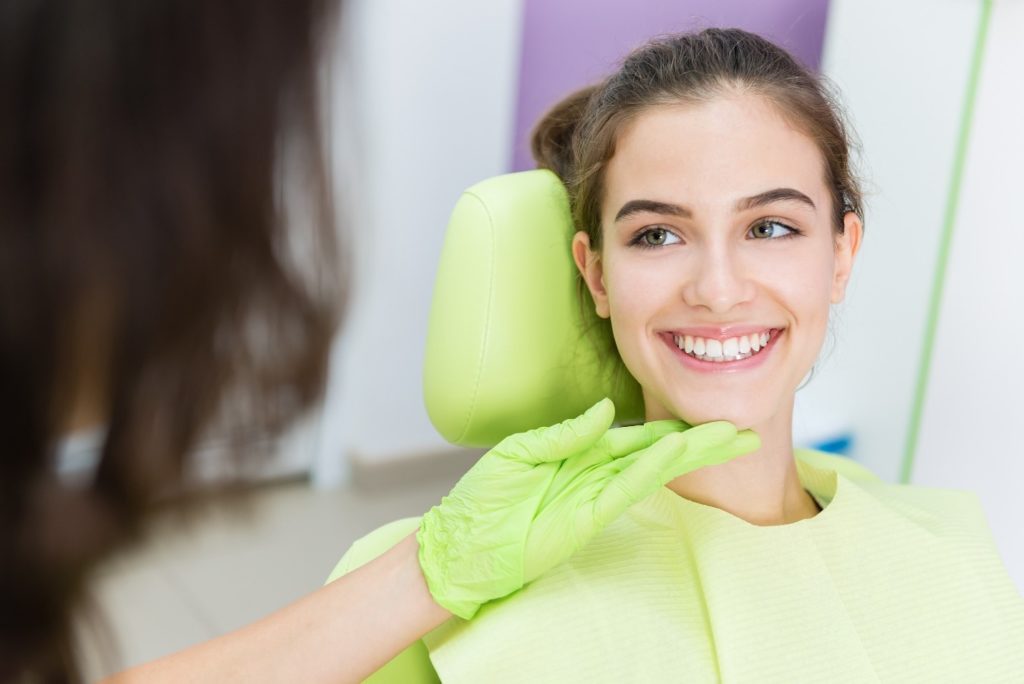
[722,338,739,358]
[673,329,777,363]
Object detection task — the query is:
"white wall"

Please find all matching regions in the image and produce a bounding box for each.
[912,0,1024,590]
[314,0,524,485]
[800,0,978,482]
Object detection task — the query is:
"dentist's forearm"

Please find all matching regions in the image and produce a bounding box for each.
[104,532,450,683]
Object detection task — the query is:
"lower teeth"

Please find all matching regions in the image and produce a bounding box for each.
[689,351,755,363]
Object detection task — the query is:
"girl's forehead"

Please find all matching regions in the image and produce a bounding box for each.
[604,96,828,210]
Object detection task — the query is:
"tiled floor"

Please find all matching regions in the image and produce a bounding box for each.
[75,471,460,681]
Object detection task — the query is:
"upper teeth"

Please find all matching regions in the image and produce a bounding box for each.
[672,330,773,362]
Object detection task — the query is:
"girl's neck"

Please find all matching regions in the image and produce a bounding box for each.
[660,402,819,526]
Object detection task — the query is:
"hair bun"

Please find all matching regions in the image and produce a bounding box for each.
[529,85,598,181]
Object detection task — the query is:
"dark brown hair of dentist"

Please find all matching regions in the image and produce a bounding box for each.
[530,27,865,250]
[0,0,343,680]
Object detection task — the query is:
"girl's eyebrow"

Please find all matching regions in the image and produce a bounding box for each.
[614,199,691,222]
[735,187,816,212]
[614,187,816,223]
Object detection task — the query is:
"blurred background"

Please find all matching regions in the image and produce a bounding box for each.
[77,0,1024,678]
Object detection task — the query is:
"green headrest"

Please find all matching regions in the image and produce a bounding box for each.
[423,170,643,447]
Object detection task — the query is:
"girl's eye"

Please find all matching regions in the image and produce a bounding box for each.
[630,226,681,249]
[749,220,799,240]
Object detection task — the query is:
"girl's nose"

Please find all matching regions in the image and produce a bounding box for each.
[680,245,757,313]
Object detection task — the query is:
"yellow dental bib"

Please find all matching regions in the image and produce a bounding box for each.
[329,450,1024,683]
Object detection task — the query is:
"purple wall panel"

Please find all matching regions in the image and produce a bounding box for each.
[512,0,830,170]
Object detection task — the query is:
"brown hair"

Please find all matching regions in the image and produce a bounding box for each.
[0,0,341,680]
[531,28,864,249]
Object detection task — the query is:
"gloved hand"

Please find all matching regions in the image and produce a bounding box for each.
[416,397,760,619]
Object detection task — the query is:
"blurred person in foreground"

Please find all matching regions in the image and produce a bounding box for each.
[1,0,343,678]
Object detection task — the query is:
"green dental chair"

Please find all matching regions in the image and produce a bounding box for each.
[324,169,641,682]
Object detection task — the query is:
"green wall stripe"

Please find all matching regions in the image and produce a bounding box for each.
[901,0,993,484]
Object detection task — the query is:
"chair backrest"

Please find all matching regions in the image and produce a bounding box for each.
[423,170,643,447]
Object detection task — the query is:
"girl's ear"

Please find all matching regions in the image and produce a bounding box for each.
[572,231,610,318]
[831,212,863,304]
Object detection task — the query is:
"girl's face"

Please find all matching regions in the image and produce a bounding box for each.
[573,93,861,428]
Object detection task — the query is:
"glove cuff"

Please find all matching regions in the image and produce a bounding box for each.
[416,508,482,620]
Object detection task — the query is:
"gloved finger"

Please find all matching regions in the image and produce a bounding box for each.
[707,428,760,461]
[590,431,689,528]
[673,420,739,450]
[504,397,616,465]
[599,419,689,459]
[685,426,759,463]
[661,428,761,481]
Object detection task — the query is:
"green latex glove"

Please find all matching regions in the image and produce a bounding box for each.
[416,398,760,619]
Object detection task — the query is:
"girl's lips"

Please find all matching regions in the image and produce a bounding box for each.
[660,328,784,373]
